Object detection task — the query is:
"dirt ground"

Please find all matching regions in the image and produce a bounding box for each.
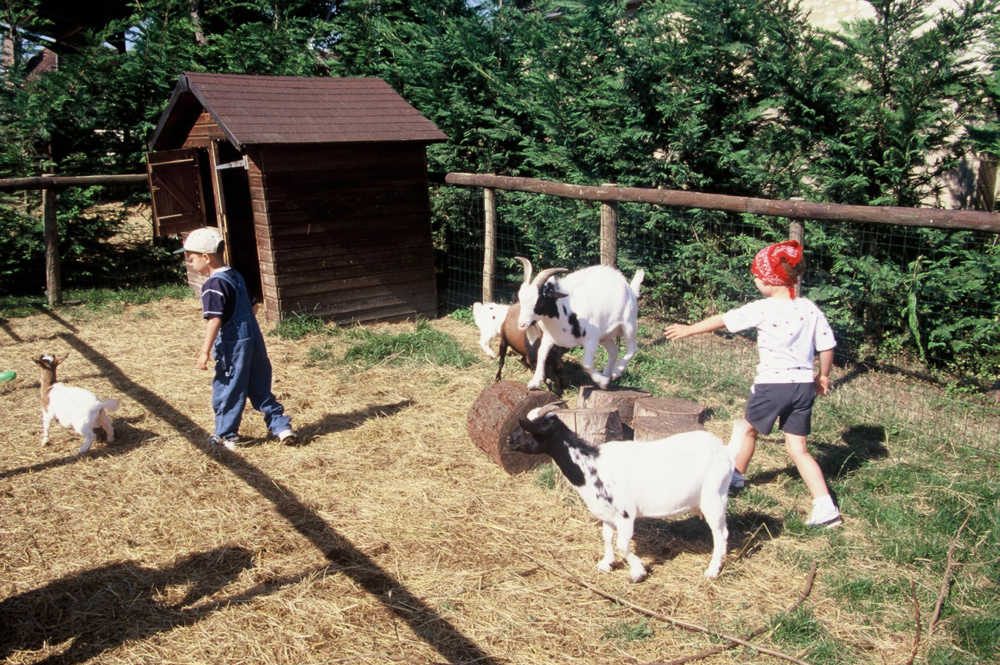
[0,295,957,664]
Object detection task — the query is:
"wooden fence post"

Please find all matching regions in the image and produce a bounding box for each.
[789,218,804,295]
[600,184,618,266]
[42,180,61,306]
[482,187,496,302]
[789,219,804,246]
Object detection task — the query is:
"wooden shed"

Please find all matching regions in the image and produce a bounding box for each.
[146,72,447,323]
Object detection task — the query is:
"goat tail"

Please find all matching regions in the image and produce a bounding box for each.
[100,398,120,413]
[630,268,645,297]
[727,419,750,464]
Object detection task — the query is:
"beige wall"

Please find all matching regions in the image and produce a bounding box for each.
[799,0,876,32]
[798,0,995,210]
[799,0,956,33]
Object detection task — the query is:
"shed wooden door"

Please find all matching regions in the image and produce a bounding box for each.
[147,148,208,236]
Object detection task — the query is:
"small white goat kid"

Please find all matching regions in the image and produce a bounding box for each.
[34,354,119,455]
[472,301,510,358]
[515,258,643,390]
[510,409,748,581]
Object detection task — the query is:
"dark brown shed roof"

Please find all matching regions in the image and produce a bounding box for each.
[149,72,447,150]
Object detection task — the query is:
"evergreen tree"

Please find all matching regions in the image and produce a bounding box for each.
[811,0,998,207]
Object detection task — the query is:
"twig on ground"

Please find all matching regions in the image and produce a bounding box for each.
[928,513,969,636]
[523,553,813,665]
[651,562,817,665]
[901,579,921,665]
[734,522,766,562]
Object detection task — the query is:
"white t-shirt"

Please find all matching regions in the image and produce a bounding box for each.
[722,297,836,384]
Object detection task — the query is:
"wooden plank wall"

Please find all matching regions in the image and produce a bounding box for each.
[182,111,227,148]
[248,143,439,323]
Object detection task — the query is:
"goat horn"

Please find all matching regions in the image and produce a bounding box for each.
[514,256,533,283]
[531,267,568,287]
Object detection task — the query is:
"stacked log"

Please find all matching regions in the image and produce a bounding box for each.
[576,386,651,430]
[466,381,562,474]
[550,408,624,444]
[631,397,706,440]
[469,381,709,470]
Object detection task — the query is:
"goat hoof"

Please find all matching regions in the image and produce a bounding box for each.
[596,561,613,574]
[630,570,648,583]
[703,567,721,579]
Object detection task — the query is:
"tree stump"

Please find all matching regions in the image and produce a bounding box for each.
[467,381,563,474]
[576,386,651,429]
[551,408,624,445]
[632,397,705,438]
[632,416,699,440]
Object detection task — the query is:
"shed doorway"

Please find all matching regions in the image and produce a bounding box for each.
[209,141,262,305]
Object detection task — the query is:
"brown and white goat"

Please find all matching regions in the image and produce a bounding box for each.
[34,354,118,455]
[494,301,568,394]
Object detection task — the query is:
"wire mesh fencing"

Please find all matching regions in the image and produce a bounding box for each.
[432,182,999,400]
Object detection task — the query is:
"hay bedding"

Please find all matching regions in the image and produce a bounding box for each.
[0,297,894,664]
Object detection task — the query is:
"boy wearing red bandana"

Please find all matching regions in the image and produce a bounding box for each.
[664,240,841,528]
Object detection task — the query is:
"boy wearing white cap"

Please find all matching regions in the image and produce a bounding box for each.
[664,240,841,528]
[180,227,297,449]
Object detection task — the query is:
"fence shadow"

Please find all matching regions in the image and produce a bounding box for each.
[53,332,498,664]
[0,416,157,481]
[296,400,414,444]
[747,424,888,487]
[0,546,253,664]
[833,356,997,399]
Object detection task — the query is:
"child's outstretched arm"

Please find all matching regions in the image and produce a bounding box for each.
[664,314,726,341]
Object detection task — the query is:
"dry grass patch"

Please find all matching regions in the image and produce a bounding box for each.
[0,297,995,664]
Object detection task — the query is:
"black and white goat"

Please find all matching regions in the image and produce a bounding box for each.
[515,257,643,390]
[510,409,747,581]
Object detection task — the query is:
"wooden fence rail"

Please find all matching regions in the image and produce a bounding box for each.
[444,172,1000,231]
[0,174,147,192]
[0,173,147,305]
[444,172,1000,301]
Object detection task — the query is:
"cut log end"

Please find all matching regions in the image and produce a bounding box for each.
[576,386,652,428]
[467,381,562,474]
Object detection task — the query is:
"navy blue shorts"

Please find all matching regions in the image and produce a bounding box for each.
[745,382,816,437]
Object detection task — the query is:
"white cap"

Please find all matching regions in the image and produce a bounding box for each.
[178,227,223,254]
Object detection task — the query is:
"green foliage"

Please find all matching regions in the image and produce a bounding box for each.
[601,618,654,643]
[0,0,337,296]
[449,306,474,325]
[769,607,851,664]
[811,0,998,206]
[1,0,997,376]
[534,463,558,490]
[341,321,478,368]
[273,313,335,340]
[0,282,190,319]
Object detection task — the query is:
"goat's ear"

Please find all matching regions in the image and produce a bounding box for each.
[541,282,568,300]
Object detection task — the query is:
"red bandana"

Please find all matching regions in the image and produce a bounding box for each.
[751,240,803,297]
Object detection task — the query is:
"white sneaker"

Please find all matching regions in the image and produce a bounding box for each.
[729,470,746,490]
[806,507,843,528]
[277,429,299,445]
[210,434,242,450]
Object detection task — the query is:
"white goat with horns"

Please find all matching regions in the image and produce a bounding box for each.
[515,256,643,390]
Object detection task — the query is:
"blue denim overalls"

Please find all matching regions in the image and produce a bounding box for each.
[211,268,291,439]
